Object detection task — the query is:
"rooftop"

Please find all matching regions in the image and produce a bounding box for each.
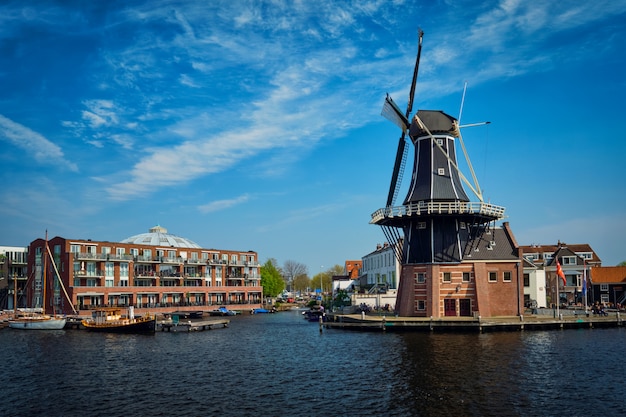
[120,225,201,249]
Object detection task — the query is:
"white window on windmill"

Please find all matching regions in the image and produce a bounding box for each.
[438,168,445,175]
[418,222,427,229]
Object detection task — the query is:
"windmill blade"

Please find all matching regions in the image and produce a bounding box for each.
[405,29,424,118]
[383,29,424,208]
[386,133,409,207]
[381,94,409,131]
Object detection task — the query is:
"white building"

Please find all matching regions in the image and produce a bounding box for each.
[353,242,401,310]
[361,242,400,290]
[522,258,547,308]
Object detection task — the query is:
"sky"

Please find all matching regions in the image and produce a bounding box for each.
[1,0,625,275]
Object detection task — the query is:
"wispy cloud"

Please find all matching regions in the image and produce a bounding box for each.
[256,203,346,233]
[198,194,251,213]
[16,0,623,203]
[0,114,78,172]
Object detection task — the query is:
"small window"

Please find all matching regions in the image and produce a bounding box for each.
[462,272,470,282]
[489,272,497,282]
[459,222,466,229]
[417,300,426,310]
[418,222,426,229]
[415,273,426,283]
[443,272,451,282]
[438,168,445,176]
[436,138,443,146]
[523,273,530,287]
[563,256,577,265]
[601,284,609,291]
[503,271,512,282]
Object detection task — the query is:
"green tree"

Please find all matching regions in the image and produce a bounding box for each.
[261,258,284,298]
[292,273,310,293]
[332,289,351,308]
[618,261,626,266]
[310,272,329,293]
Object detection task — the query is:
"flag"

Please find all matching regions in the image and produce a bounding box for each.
[556,259,566,286]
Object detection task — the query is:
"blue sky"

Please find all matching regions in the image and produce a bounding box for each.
[1,0,625,274]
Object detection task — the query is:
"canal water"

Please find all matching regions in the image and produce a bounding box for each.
[0,309,622,416]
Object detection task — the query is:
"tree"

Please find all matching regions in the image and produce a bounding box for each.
[292,273,310,293]
[310,271,332,293]
[260,258,284,298]
[333,289,351,308]
[326,264,345,276]
[618,261,626,266]
[283,260,308,292]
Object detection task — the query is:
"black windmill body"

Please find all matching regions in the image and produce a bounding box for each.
[371,31,506,265]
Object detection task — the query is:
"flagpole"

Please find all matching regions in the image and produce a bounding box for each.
[583,260,588,313]
[556,274,560,319]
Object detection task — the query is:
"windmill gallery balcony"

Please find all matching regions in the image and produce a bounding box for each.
[371,200,506,225]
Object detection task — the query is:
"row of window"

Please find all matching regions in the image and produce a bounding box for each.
[362,249,396,271]
[73,261,258,279]
[414,271,512,283]
[523,253,593,262]
[78,279,237,288]
[68,244,255,263]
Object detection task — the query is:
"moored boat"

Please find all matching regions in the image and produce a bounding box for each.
[82,307,156,334]
[9,231,75,330]
[9,314,67,330]
[302,307,325,322]
[251,307,276,314]
[208,306,238,316]
[169,311,204,320]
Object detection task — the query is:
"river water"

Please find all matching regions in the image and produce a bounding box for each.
[0,309,622,416]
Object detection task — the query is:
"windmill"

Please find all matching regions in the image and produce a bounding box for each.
[372,30,506,265]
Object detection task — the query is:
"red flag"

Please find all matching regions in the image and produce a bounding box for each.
[556,259,566,286]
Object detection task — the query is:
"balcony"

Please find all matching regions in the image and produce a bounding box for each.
[74,270,104,277]
[370,201,506,224]
[160,256,185,264]
[74,252,107,261]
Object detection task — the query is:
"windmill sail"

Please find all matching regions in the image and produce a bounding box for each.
[383,29,424,208]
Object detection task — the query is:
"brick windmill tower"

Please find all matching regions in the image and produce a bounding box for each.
[371,31,522,318]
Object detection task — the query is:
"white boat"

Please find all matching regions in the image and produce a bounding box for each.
[9,315,66,330]
[9,231,73,331]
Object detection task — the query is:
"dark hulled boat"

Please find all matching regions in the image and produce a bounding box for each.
[81,307,156,334]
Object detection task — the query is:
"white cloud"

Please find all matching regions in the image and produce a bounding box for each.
[198,194,250,213]
[0,114,78,172]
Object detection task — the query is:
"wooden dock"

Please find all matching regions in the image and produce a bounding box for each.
[323,312,625,333]
[158,319,230,332]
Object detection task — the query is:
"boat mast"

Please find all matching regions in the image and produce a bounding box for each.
[46,243,78,315]
[13,270,17,316]
[43,230,48,315]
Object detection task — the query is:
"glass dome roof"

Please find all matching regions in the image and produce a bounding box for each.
[120,225,201,248]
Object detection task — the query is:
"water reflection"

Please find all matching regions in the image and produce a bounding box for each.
[0,312,623,416]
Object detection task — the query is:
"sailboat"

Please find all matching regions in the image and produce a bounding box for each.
[9,232,67,330]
